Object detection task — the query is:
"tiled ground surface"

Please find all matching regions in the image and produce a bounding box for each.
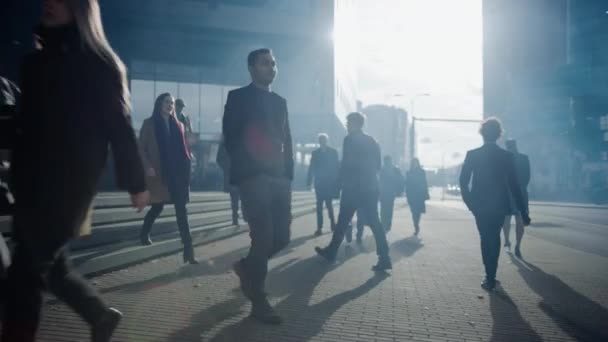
[33,202,608,342]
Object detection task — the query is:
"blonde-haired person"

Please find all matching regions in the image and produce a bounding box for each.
[2,1,149,341]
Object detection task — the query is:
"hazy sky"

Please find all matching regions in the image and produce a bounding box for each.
[354,0,484,168]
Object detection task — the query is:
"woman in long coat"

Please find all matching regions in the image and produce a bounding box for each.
[405,158,430,236]
[2,1,149,341]
[138,93,198,264]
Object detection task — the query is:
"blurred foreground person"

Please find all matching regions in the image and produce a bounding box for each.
[502,139,530,258]
[138,93,198,264]
[307,133,340,236]
[405,158,429,235]
[223,48,294,324]
[315,112,392,272]
[459,118,531,291]
[2,1,149,341]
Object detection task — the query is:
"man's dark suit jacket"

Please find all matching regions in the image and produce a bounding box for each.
[459,143,528,216]
[307,146,340,199]
[340,131,381,198]
[222,83,293,186]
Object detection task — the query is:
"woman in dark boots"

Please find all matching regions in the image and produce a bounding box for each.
[2,1,149,341]
[138,93,198,264]
[405,158,430,236]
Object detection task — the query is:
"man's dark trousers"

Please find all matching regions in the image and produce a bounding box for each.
[327,190,389,260]
[315,193,335,230]
[380,196,396,231]
[474,212,504,281]
[2,227,107,341]
[239,175,292,299]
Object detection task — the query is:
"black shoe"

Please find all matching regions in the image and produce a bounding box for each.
[481,278,497,291]
[315,247,336,262]
[91,307,122,342]
[330,223,336,232]
[233,259,254,300]
[504,241,511,251]
[314,229,322,237]
[372,259,392,272]
[140,234,152,246]
[514,246,522,258]
[183,245,199,264]
[250,299,282,325]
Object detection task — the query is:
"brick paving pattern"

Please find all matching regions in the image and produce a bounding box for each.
[33,203,608,342]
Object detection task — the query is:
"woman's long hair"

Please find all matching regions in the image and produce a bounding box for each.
[66,0,131,112]
[152,93,175,118]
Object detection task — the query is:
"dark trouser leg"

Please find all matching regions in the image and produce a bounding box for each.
[361,194,390,261]
[240,176,274,300]
[380,197,395,231]
[315,194,324,230]
[412,210,422,233]
[325,198,336,229]
[475,214,503,281]
[269,178,292,258]
[356,211,364,239]
[141,204,164,238]
[2,231,107,341]
[327,196,357,254]
[174,202,192,246]
[230,190,240,224]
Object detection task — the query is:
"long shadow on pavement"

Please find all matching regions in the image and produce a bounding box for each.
[98,234,315,295]
[510,255,608,341]
[168,236,385,341]
[489,290,543,342]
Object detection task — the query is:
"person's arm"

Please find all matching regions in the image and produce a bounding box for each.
[523,155,531,187]
[459,151,473,211]
[216,143,227,170]
[422,170,430,200]
[283,99,294,181]
[506,153,531,225]
[373,140,381,172]
[138,121,153,174]
[338,136,352,190]
[101,70,146,195]
[222,91,237,155]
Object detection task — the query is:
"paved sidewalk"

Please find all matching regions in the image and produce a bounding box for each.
[33,204,608,341]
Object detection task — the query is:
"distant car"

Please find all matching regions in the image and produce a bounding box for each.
[446,184,461,196]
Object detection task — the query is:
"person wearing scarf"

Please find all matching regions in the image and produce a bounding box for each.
[138,93,198,264]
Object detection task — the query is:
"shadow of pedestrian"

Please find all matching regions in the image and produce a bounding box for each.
[510,255,608,341]
[489,290,542,342]
[204,257,388,342]
[169,237,382,341]
[97,234,313,295]
[389,236,423,261]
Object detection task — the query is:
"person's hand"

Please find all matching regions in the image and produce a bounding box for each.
[130,191,150,212]
[522,213,531,226]
[146,168,156,177]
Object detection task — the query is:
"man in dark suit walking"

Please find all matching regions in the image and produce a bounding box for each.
[459,118,531,291]
[502,139,531,258]
[307,133,340,236]
[315,112,392,272]
[223,48,293,324]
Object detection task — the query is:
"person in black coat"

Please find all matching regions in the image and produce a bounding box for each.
[315,112,392,272]
[405,158,429,235]
[379,155,404,232]
[459,118,531,291]
[2,1,149,341]
[307,133,340,236]
[223,48,293,325]
[502,139,531,258]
